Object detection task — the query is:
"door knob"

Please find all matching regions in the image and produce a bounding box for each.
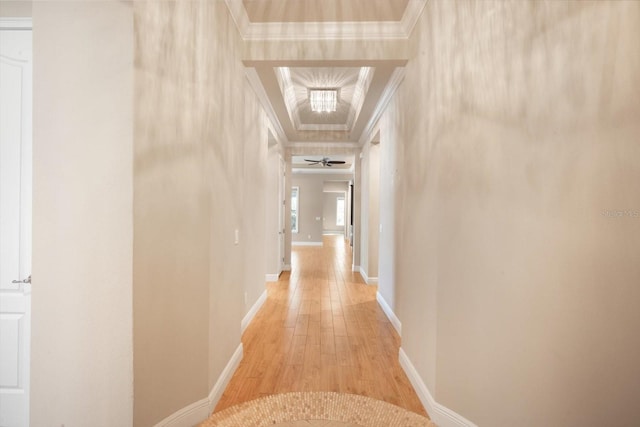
[12,275,31,284]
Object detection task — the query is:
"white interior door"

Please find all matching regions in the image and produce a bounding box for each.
[0,23,32,427]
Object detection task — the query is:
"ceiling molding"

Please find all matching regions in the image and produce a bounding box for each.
[359,67,406,146]
[289,142,361,149]
[278,66,373,134]
[0,18,32,30]
[293,168,355,175]
[400,0,429,37]
[245,67,288,146]
[344,67,373,132]
[225,0,427,41]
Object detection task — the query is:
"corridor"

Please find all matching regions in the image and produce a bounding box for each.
[215,235,426,417]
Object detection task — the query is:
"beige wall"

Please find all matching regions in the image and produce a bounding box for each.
[360,141,380,280]
[387,1,640,425]
[292,175,324,244]
[31,1,133,425]
[292,174,352,244]
[0,1,31,17]
[133,1,267,425]
[323,190,346,233]
[266,143,283,277]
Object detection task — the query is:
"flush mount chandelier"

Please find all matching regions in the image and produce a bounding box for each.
[309,89,338,113]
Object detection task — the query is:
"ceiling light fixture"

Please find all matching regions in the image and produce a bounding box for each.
[309,89,337,113]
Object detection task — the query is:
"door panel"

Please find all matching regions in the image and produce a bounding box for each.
[0,26,32,427]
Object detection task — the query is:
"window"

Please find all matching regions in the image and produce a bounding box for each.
[291,187,299,233]
[336,196,345,226]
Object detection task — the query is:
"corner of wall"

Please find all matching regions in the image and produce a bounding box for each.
[153,344,244,427]
[399,348,477,427]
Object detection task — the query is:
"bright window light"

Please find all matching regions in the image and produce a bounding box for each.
[336,196,345,226]
[309,89,337,113]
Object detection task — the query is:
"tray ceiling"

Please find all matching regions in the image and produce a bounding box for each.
[242,0,410,23]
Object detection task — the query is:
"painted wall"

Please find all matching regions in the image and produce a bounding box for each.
[378,115,399,318]
[360,141,380,281]
[291,175,324,244]
[323,187,347,233]
[292,174,352,244]
[31,2,133,425]
[0,1,30,17]
[387,1,640,425]
[133,1,267,425]
[265,143,283,278]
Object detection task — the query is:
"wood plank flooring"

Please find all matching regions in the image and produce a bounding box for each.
[214,235,428,417]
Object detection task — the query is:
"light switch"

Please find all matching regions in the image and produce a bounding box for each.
[235,229,239,245]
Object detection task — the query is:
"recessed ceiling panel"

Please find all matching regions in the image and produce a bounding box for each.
[243,0,410,23]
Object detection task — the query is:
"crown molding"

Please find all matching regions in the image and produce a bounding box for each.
[245,67,288,146]
[289,142,360,149]
[0,18,32,30]
[225,0,427,41]
[401,0,429,37]
[359,67,406,145]
[292,168,354,175]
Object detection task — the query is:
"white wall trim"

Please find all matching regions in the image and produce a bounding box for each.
[352,264,360,272]
[245,67,288,145]
[399,348,477,427]
[292,241,322,247]
[358,267,378,285]
[225,0,427,41]
[283,264,291,271]
[207,344,244,415]
[242,290,268,334]
[154,344,244,427]
[0,18,32,30]
[359,67,407,146]
[153,396,210,427]
[376,292,401,336]
[265,273,280,282]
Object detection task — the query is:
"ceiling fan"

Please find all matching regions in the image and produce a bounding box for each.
[304,157,346,167]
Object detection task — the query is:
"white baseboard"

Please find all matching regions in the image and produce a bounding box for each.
[376,292,402,336]
[283,264,291,271]
[242,290,268,334]
[153,395,210,427]
[292,241,322,247]
[265,273,280,282]
[154,344,244,427]
[399,348,477,427]
[207,344,244,416]
[358,267,378,285]
[352,264,360,272]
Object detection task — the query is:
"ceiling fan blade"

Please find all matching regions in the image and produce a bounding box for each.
[327,160,346,164]
[304,159,320,162]
[326,163,333,167]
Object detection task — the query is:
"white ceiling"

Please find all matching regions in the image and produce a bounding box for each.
[250,61,404,144]
[233,0,425,147]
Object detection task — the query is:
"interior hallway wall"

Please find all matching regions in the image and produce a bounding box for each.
[360,141,380,281]
[31,2,134,425]
[133,1,267,425]
[291,174,325,244]
[0,1,31,17]
[292,174,352,245]
[386,1,640,425]
[265,142,283,278]
[323,190,346,233]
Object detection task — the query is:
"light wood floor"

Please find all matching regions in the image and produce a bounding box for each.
[215,235,428,417]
